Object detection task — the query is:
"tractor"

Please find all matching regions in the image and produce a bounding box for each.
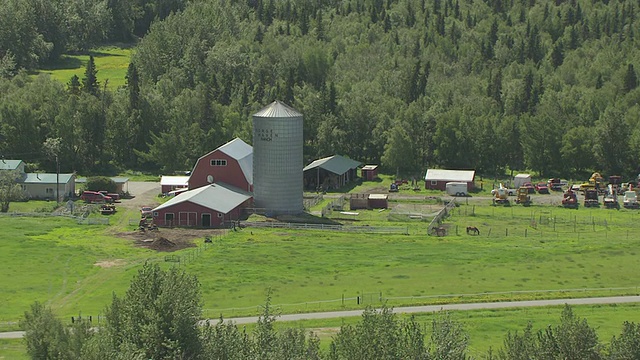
[514,187,531,206]
[562,188,578,209]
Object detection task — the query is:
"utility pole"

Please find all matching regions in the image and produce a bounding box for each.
[56,154,60,204]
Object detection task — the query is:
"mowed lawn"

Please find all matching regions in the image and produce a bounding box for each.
[34,46,132,90]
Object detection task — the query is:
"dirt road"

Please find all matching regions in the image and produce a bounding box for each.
[120,181,161,210]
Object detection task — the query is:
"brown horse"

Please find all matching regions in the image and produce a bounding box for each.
[466,226,480,235]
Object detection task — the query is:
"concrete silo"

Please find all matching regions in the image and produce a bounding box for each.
[252,100,303,214]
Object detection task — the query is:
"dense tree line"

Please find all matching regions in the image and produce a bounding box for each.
[22,263,640,359]
[1,0,639,179]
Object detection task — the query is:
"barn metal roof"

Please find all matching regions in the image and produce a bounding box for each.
[0,159,23,170]
[253,100,302,118]
[192,138,253,185]
[303,155,362,175]
[22,173,74,184]
[160,176,189,186]
[153,182,252,214]
[424,169,475,182]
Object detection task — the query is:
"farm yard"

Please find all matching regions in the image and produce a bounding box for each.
[2,180,640,357]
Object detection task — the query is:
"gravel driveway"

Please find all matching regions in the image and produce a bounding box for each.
[120,181,161,210]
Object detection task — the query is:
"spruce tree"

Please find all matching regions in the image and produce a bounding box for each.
[82,55,99,96]
[624,63,637,93]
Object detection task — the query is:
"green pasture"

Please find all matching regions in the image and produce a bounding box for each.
[0,339,27,360]
[2,200,640,329]
[270,303,640,355]
[34,46,132,91]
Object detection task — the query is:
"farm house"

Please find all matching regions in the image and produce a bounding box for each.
[188,138,253,192]
[151,183,252,227]
[21,173,76,200]
[424,169,475,191]
[303,155,362,191]
[0,159,75,200]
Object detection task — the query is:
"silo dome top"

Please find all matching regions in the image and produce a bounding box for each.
[253,100,302,118]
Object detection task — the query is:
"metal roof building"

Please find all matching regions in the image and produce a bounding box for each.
[152,182,252,227]
[424,169,476,191]
[303,155,362,191]
[189,138,253,191]
[0,159,24,171]
[160,175,189,193]
[253,101,303,215]
[21,173,76,200]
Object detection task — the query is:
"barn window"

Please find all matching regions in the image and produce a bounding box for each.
[45,188,54,194]
[217,213,223,218]
[430,181,438,185]
[210,159,227,166]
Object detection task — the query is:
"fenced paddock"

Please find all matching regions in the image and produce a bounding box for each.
[240,221,408,234]
[388,202,445,222]
[448,203,640,238]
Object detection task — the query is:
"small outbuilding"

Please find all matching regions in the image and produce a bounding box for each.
[152,183,252,228]
[424,169,475,191]
[361,165,379,181]
[303,155,362,191]
[368,194,388,209]
[160,175,189,194]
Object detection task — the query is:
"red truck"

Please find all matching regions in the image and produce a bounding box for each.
[80,191,113,204]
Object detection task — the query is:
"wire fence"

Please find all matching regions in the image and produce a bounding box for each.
[202,286,640,319]
[240,221,409,234]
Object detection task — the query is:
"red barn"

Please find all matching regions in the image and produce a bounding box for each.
[424,169,475,191]
[151,183,252,227]
[189,138,253,192]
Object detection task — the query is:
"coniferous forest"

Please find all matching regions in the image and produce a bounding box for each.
[1,0,639,179]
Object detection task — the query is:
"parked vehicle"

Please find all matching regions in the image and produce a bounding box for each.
[491,183,510,206]
[141,206,154,218]
[623,191,639,209]
[603,185,619,209]
[562,188,579,209]
[513,174,532,189]
[522,182,535,194]
[547,178,563,191]
[584,189,600,207]
[535,182,549,194]
[514,187,532,206]
[99,190,120,201]
[80,191,113,204]
[445,182,468,196]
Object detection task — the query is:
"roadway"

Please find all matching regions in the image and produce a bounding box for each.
[2,296,639,339]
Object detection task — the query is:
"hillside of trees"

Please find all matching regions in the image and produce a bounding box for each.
[1,0,639,179]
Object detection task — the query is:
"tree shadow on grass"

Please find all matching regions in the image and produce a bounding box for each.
[39,56,83,71]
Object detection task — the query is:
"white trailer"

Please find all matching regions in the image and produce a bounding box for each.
[514,174,532,188]
[446,182,468,196]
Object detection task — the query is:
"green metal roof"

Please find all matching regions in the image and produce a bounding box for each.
[22,173,74,184]
[0,160,23,170]
[303,155,362,175]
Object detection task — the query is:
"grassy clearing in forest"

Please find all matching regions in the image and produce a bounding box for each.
[34,46,132,90]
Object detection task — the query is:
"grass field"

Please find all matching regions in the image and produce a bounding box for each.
[2,194,640,357]
[33,46,132,91]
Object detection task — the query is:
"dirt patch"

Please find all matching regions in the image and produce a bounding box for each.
[115,228,224,252]
[94,259,126,268]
